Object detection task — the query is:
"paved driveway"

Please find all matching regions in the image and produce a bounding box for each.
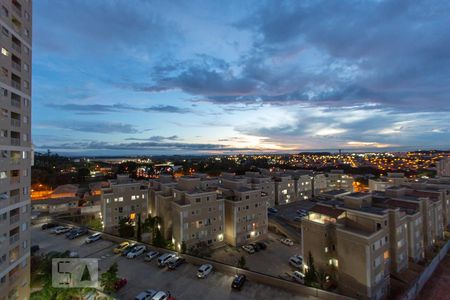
[31,225,309,300]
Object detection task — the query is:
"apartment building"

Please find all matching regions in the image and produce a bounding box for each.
[436,156,450,177]
[302,200,390,300]
[148,174,225,249]
[312,173,328,195]
[326,170,354,192]
[171,176,224,250]
[101,175,150,232]
[244,171,275,207]
[0,0,32,299]
[220,175,268,246]
[368,173,408,192]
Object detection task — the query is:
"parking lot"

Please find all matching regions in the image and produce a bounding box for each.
[275,201,317,222]
[211,232,302,278]
[31,224,310,300]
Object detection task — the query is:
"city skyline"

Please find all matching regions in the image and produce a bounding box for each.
[33,0,450,155]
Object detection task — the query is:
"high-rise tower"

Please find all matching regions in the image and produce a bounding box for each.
[0,0,32,299]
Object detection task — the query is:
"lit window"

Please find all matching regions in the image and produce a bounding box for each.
[1,48,9,56]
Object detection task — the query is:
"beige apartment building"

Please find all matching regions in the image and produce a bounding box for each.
[368,173,407,192]
[0,0,32,299]
[101,175,150,232]
[312,173,328,195]
[326,170,354,192]
[148,174,225,249]
[302,200,390,300]
[244,171,275,207]
[220,175,268,246]
[171,176,224,250]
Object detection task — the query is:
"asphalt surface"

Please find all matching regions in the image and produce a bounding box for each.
[31,224,310,300]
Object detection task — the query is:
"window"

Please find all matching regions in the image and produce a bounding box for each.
[118,207,123,213]
[1,6,8,17]
[1,48,9,56]
[1,26,8,36]
[1,88,7,96]
[1,67,8,77]
[23,63,29,72]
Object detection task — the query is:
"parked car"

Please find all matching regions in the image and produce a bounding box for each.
[151,291,172,300]
[135,289,157,300]
[167,256,185,270]
[267,207,278,214]
[296,209,308,215]
[241,245,255,254]
[256,242,267,250]
[248,243,260,252]
[54,227,71,235]
[50,226,64,234]
[289,255,303,269]
[157,253,176,268]
[41,223,58,230]
[68,251,79,258]
[144,250,160,262]
[231,274,246,290]
[281,238,294,246]
[122,243,138,256]
[85,232,102,244]
[292,271,305,284]
[65,227,79,237]
[68,227,89,239]
[197,264,213,278]
[113,242,130,254]
[31,245,40,255]
[114,278,127,291]
[127,245,146,259]
[294,216,303,221]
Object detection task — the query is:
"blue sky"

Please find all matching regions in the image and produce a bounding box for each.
[33,0,450,155]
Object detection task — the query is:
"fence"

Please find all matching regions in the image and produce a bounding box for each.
[42,217,352,300]
[400,240,450,300]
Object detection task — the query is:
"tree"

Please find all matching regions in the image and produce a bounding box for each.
[316,268,328,289]
[180,241,187,254]
[136,214,142,242]
[118,218,134,238]
[77,167,90,182]
[236,256,246,269]
[153,227,166,248]
[86,218,102,231]
[305,251,317,286]
[100,262,119,294]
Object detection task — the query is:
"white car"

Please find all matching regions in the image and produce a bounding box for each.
[50,226,64,234]
[281,238,294,246]
[151,291,170,300]
[144,250,160,262]
[127,245,146,258]
[135,289,157,300]
[241,245,255,254]
[55,227,71,234]
[85,232,102,244]
[289,255,303,268]
[157,253,176,267]
[292,271,305,284]
[197,264,213,278]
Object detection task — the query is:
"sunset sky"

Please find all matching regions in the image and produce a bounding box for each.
[33,0,450,155]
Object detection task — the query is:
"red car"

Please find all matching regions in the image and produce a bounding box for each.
[114,278,127,291]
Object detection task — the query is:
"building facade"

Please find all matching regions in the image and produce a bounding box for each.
[436,156,450,177]
[0,0,32,299]
[101,175,150,232]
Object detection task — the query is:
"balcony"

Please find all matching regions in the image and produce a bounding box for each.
[9,177,20,185]
[10,98,20,108]
[9,233,19,245]
[11,80,20,90]
[11,42,21,53]
[11,0,22,17]
[9,214,19,225]
[11,61,20,72]
[10,119,20,127]
[9,195,20,205]
[10,138,20,146]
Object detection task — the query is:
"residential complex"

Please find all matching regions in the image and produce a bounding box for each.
[0,0,32,299]
[369,173,408,192]
[302,181,450,299]
[100,175,150,232]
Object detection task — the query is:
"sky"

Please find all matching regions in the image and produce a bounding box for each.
[33,0,450,156]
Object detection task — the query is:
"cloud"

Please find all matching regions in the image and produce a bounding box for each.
[40,121,141,134]
[125,135,179,142]
[50,103,190,114]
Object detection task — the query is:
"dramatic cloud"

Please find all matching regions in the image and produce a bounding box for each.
[33,0,450,154]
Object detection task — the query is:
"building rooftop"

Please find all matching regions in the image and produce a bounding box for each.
[310,204,345,219]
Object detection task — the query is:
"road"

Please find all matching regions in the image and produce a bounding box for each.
[31,224,309,300]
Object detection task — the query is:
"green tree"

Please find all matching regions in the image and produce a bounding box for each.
[153,227,166,248]
[316,268,328,289]
[180,241,187,254]
[100,262,119,294]
[86,218,102,231]
[77,167,90,182]
[118,218,134,238]
[136,214,142,242]
[305,251,317,286]
[236,256,246,269]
